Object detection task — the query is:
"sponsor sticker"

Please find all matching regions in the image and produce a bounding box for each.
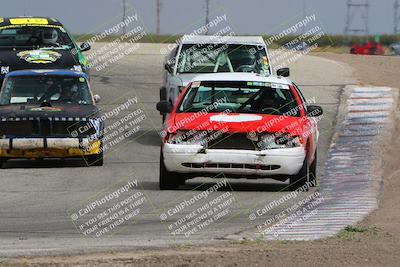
[192,81,201,88]
[17,50,62,64]
[271,83,289,90]
[29,107,62,112]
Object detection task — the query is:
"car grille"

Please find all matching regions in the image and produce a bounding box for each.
[182,162,281,170]
[0,117,96,137]
[207,133,258,150]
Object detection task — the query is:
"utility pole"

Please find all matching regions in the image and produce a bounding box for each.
[344,0,370,40]
[205,0,210,35]
[122,0,127,35]
[23,0,27,16]
[156,0,161,36]
[395,0,400,34]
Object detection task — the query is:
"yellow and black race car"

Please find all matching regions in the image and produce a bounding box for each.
[0,17,91,85]
[0,69,103,167]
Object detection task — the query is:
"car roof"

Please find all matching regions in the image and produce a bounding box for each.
[181,35,266,46]
[5,69,87,78]
[0,17,63,27]
[191,73,292,85]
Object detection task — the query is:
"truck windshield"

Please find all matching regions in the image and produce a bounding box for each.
[0,75,93,105]
[176,44,270,75]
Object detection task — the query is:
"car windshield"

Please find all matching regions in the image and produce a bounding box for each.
[178,81,300,116]
[0,26,74,49]
[176,44,270,75]
[0,75,93,105]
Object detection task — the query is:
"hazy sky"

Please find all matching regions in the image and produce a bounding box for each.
[0,0,396,35]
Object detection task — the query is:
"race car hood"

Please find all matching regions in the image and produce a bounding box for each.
[0,103,99,119]
[0,48,78,73]
[171,112,306,135]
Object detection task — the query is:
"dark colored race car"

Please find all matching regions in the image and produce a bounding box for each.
[0,70,103,167]
[0,17,91,85]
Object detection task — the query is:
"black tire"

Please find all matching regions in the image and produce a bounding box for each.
[309,149,317,186]
[159,150,182,190]
[0,157,7,169]
[289,152,309,191]
[85,152,103,166]
[159,86,167,101]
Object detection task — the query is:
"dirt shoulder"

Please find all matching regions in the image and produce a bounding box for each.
[2,53,400,267]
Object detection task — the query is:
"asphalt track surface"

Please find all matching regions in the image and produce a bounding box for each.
[0,43,356,256]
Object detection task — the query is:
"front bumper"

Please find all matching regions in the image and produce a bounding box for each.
[0,138,101,158]
[163,143,305,177]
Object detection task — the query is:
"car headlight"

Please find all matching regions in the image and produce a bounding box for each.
[1,66,10,75]
[259,133,302,149]
[72,65,83,72]
[166,130,207,145]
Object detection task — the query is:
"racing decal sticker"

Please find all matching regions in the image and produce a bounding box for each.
[0,66,9,74]
[210,114,263,122]
[29,107,62,112]
[17,50,62,64]
[192,81,201,88]
[271,83,289,90]
[247,82,272,87]
[9,18,48,25]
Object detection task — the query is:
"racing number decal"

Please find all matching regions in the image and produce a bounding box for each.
[9,18,49,25]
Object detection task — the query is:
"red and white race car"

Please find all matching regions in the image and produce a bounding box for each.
[156,73,323,190]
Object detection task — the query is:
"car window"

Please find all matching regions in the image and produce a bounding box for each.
[0,75,93,105]
[176,44,269,75]
[178,81,300,116]
[0,26,74,49]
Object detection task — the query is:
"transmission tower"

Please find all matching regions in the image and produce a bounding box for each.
[122,0,127,35]
[344,0,369,37]
[395,0,400,34]
[205,0,210,35]
[156,0,161,36]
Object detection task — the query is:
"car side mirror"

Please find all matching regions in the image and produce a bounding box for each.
[307,105,323,117]
[93,94,101,103]
[156,100,172,114]
[80,42,91,52]
[277,67,290,77]
[164,62,173,74]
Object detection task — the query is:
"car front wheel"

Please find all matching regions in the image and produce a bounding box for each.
[289,152,309,191]
[159,150,183,190]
